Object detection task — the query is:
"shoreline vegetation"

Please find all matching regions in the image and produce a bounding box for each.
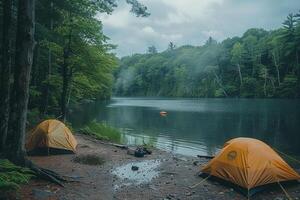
[78,121,122,144]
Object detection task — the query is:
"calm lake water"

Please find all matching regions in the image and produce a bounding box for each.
[69,97,300,157]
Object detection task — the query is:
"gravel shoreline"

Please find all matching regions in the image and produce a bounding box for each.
[17,134,300,200]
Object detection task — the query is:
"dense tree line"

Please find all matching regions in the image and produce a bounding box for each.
[115,12,300,98]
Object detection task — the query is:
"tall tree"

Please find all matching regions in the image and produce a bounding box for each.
[8,0,36,163]
[0,0,13,152]
[168,42,176,51]
[147,45,157,54]
[231,42,244,87]
[40,1,54,116]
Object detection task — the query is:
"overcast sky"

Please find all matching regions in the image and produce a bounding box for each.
[98,0,300,57]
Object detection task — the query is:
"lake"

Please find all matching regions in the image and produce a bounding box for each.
[69,97,300,158]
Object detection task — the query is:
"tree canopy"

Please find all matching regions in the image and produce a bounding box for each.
[115,13,300,98]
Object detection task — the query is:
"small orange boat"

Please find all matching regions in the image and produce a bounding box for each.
[160,111,167,116]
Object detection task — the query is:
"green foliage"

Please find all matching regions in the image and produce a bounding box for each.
[26,0,150,122]
[115,12,300,98]
[79,121,121,143]
[0,159,35,191]
[27,0,122,120]
[276,75,298,98]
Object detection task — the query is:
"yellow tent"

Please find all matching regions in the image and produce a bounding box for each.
[201,137,300,193]
[26,119,77,153]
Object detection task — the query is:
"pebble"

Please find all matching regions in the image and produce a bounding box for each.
[185,192,192,196]
[131,166,139,171]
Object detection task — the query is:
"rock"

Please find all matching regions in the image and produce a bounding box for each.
[185,192,192,196]
[131,166,139,171]
[32,189,54,200]
[193,161,199,166]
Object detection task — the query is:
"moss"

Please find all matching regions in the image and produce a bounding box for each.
[79,121,121,143]
[0,159,35,191]
[72,154,105,166]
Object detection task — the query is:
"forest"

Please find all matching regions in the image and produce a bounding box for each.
[0,0,148,183]
[115,12,300,98]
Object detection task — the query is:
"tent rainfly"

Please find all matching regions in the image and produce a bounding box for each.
[201,137,300,196]
[26,119,77,154]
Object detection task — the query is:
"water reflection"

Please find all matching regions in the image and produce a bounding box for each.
[69,98,300,157]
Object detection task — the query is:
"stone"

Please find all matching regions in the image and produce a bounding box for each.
[193,161,199,166]
[185,192,192,196]
[131,166,139,171]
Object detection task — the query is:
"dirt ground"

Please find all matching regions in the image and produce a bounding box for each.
[14,134,300,200]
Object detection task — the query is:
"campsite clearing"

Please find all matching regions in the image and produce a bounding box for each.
[19,134,300,200]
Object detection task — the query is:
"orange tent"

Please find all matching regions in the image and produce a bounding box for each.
[26,119,77,153]
[201,137,300,193]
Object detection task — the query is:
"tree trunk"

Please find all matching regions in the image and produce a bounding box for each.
[60,48,69,122]
[60,18,72,122]
[237,63,243,86]
[0,0,13,152]
[31,42,40,87]
[8,0,35,163]
[272,51,281,86]
[40,1,54,116]
[213,70,228,97]
[268,77,275,93]
[264,68,267,97]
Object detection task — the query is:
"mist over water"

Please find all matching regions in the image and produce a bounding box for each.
[69,97,300,157]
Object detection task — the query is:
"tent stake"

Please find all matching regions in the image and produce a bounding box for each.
[278,181,292,200]
[247,188,250,200]
[189,175,211,189]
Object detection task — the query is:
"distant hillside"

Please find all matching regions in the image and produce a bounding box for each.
[114,14,300,98]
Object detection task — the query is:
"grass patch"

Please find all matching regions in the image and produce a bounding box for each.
[73,154,105,166]
[79,121,121,143]
[0,159,35,191]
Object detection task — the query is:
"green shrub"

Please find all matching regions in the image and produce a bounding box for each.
[0,159,35,191]
[79,121,121,143]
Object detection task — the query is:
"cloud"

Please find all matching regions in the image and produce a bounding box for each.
[99,0,300,57]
